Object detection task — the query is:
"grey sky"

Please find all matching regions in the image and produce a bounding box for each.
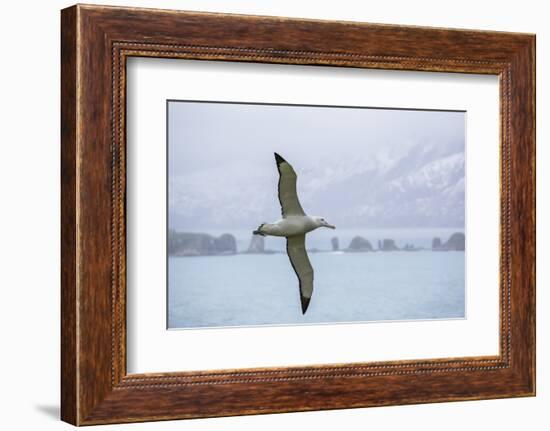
[168,101,465,231]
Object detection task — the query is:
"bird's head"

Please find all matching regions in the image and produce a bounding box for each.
[314,216,335,230]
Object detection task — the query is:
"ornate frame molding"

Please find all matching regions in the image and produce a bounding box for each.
[61,5,535,425]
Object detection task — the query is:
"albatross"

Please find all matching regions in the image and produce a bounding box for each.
[253,153,335,314]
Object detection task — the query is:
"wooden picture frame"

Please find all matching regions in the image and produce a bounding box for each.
[61,4,535,425]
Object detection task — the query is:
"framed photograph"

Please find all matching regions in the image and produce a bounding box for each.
[61,4,535,425]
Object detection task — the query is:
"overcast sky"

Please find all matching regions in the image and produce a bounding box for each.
[168,101,465,231]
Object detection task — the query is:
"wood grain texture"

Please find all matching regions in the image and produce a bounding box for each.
[60,4,536,425]
[60,5,78,425]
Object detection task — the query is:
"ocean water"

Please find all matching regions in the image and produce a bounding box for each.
[168,239,465,329]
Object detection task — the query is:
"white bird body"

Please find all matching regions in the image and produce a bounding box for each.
[256,216,326,237]
[253,153,335,314]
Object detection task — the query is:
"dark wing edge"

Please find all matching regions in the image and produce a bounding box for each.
[286,235,314,314]
[274,153,306,217]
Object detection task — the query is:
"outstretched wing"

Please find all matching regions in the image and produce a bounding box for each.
[274,153,306,217]
[286,234,314,314]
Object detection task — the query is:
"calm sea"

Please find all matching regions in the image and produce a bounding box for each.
[168,228,465,329]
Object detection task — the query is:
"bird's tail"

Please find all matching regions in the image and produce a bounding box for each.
[253,223,267,236]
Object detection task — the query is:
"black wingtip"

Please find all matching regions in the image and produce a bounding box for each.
[274,152,286,166]
[301,296,311,314]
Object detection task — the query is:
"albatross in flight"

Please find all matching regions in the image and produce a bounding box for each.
[253,153,335,314]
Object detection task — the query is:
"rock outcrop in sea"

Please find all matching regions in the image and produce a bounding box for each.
[347,236,374,252]
[331,237,339,251]
[432,232,465,251]
[168,230,237,256]
[443,232,465,250]
[379,238,399,251]
[246,234,265,254]
[215,234,238,254]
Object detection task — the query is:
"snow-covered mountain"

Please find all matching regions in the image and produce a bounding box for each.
[169,141,465,230]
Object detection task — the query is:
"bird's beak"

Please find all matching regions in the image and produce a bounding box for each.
[325,223,336,229]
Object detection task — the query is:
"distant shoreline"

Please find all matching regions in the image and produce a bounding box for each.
[168,229,465,257]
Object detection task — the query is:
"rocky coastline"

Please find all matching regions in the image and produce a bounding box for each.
[168,229,465,256]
